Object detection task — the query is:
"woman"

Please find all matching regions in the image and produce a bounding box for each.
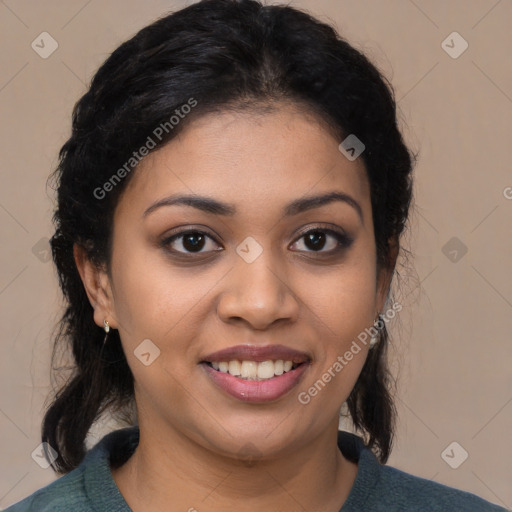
[4,0,507,510]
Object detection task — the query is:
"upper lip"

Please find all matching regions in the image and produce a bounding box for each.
[201,344,311,364]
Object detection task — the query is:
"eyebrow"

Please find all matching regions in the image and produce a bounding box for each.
[143,191,363,223]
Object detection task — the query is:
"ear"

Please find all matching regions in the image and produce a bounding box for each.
[376,235,399,314]
[73,243,118,330]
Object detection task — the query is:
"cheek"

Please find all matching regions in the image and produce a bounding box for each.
[309,257,377,343]
[110,238,219,355]
[117,271,203,333]
[109,244,213,419]
[299,250,377,399]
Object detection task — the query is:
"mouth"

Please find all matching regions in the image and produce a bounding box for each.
[200,344,311,402]
[203,359,304,380]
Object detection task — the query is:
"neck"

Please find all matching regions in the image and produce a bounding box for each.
[112,418,358,512]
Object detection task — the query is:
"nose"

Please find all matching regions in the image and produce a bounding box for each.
[216,251,300,330]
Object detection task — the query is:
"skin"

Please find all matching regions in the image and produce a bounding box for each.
[75,103,396,511]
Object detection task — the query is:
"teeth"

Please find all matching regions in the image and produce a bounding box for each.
[240,361,258,379]
[210,359,298,380]
[257,360,274,379]
[228,360,241,376]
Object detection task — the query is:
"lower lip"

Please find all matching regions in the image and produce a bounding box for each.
[201,363,309,403]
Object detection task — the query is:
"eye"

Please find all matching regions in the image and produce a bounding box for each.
[162,230,221,254]
[161,225,353,257]
[290,226,353,254]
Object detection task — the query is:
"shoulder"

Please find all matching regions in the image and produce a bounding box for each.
[2,466,90,512]
[337,431,508,512]
[3,426,138,512]
[371,462,509,511]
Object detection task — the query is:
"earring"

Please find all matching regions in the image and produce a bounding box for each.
[369,314,382,349]
[103,320,110,346]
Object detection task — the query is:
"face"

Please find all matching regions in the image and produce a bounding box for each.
[90,103,390,460]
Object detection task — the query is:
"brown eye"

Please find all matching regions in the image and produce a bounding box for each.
[162,230,220,254]
[290,227,353,254]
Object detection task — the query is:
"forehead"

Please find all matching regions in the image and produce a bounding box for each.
[116,104,370,221]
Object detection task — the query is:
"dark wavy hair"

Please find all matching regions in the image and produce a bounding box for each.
[43,0,414,474]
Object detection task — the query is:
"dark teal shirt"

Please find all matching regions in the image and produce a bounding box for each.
[4,426,508,511]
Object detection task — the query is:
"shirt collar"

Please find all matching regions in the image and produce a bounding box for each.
[82,426,380,511]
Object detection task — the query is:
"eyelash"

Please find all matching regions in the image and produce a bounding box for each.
[160,225,353,258]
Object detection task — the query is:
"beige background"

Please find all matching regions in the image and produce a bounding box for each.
[1,0,511,509]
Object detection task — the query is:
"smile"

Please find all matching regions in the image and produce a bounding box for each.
[206,359,300,380]
[200,344,311,402]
